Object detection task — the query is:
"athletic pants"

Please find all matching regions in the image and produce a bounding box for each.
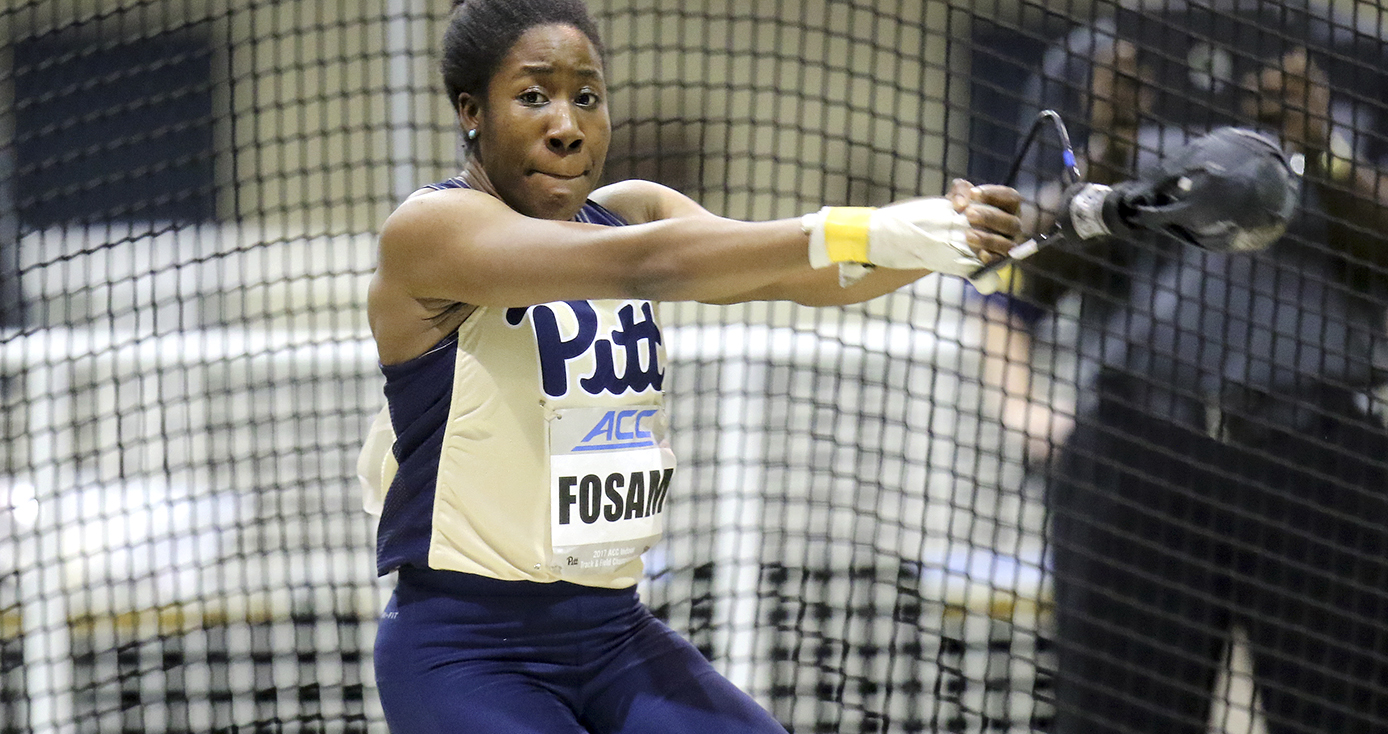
[1047,374,1388,734]
[374,567,789,734]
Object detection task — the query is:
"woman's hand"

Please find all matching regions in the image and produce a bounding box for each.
[948,179,1023,265]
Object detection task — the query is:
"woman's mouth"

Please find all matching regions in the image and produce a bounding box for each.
[532,169,585,181]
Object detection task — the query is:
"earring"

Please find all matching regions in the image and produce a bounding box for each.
[466,128,478,141]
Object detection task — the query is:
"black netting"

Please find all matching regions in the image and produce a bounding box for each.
[0,1,1384,733]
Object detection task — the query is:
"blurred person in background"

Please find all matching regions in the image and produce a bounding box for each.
[996,10,1388,733]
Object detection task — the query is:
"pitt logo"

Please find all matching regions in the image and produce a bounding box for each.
[507,301,664,398]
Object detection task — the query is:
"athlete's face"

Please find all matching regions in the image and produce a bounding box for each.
[464,24,610,221]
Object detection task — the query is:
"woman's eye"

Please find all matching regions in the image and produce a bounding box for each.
[576,91,600,108]
[519,91,546,105]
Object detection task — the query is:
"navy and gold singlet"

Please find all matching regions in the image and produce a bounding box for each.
[358,178,676,589]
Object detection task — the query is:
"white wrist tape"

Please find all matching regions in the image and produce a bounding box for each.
[805,198,981,273]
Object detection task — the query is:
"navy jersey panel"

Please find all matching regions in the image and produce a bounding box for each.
[374,569,790,734]
[376,331,460,576]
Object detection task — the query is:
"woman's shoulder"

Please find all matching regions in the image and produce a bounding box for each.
[383,184,507,241]
[590,179,707,225]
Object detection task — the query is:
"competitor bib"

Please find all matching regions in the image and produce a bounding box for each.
[548,406,676,576]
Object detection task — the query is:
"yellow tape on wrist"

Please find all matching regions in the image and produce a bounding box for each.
[822,207,875,264]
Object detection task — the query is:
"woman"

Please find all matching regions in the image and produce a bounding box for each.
[360,0,1022,731]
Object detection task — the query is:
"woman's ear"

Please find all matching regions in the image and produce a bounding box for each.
[456,93,481,135]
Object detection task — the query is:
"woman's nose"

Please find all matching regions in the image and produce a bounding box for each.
[547,106,583,153]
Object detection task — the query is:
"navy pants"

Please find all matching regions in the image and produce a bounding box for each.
[374,568,788,734]
[1048,377,1388,734]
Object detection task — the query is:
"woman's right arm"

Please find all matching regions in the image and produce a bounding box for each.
[368,184,831,363]
[369,180,1019,362]
[374,185,817,309]
[378,180,1018,310]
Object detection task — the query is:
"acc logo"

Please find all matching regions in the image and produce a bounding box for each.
[572,408,659,452]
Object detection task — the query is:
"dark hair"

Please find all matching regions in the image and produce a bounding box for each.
[441,0,606,113]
